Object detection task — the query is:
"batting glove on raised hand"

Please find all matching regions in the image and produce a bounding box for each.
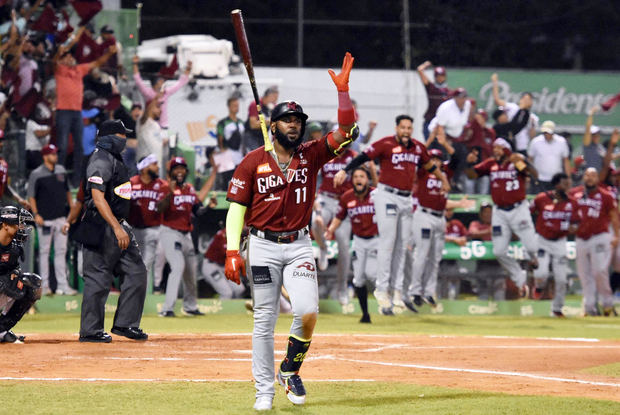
[225,250,245,285]
[328,52,355,92]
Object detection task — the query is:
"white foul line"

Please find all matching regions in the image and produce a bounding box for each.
[0,376,375,383]
[328,356,620,388]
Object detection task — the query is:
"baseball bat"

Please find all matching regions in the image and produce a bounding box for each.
[231,9,273,152]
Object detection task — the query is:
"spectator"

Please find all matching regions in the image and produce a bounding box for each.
[95,25,122,76]
[417,61,451,138]
[53,31,117,185]
[0,132,29,209]
[460,109,494,193]
[581,105,606,170]
[117,103,143,175]
[348,99,377,152]
[439,208,468,299]
[215,95,244,190]
[491,106,531,147]
[528,120,571,193]
[26,144,75,296]
[305,121,323,142]
[201,228,246,299]
[243,85,278,154]
[136,97,165,173]
[132,55,191,131]
[491,73,539,156]
[25,103,51,171]
[81,107,101,157]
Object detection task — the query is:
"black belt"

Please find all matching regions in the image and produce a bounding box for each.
[355,234,376,240]
[496,202,521,211]
[381,185,411,197]
[250,227,308,244]
[421,207,444,218]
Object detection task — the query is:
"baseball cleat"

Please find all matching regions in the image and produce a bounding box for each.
[392,290,406,312]
[181,308,205,316]
[158,310,176,318]
[0,330,24,343]
[603,307,618,317]
[423,296,437,308]
[413,295,423,307]
[519,284,530,299]
[360,313,372,323]
[373,289,391,309]
[253,396,273,411]
[277,371,306,405]
[403,300,418,313]
[379,307,394,316]
[318,247,328,271]
[552,311,565,318]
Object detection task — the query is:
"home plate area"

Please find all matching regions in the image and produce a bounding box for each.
[2,333,619,401]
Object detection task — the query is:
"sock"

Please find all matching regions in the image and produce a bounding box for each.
[611,272,620,292]
[280,335,311,375]
[354,285,369,317]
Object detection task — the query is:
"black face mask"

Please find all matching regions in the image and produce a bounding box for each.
[274,127,303,150]
[97,134,126,155]
[147,170,159,180]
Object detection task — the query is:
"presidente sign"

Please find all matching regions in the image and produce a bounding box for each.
[448,69,620,130]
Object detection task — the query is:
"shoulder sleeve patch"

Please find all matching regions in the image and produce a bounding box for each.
[88,176,104,185]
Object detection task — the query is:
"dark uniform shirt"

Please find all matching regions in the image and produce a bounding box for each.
[26,164,70,220]
[0,240,23,277]
[84,143,132,220]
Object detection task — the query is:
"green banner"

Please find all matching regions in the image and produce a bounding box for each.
[448,69,619,131]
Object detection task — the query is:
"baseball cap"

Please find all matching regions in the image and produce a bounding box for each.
[540,120,556,134]
[306,121,322,134]
[480,201,492,210]
[434,66,446,76]
[41,144,58,156]
[169,156,188,171]
[429,149,443,158]
[100,25,114,34]
[453,87,468,98]
[591,125,601,135]
[98,120,132,137]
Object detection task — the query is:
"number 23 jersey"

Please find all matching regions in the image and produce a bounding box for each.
[227,134,336,232]
[474,157,526,207]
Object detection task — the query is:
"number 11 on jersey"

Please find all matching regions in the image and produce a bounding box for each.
[295,187,307,204]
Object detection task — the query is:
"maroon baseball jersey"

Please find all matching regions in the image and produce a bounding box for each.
[474,158,527,207]
[468,220,492,241]
[336,187,378,238]
[414,163,453,211]
[227,134,335,232]
[204,229,226,265]
[364,136,430,191]
[0,158,8,198]
[570,185,617,240]
[446,219,467,238]
[128,175,166,228]
[161,182,198,232]
[318,148,356,194]
[531,192,577,240]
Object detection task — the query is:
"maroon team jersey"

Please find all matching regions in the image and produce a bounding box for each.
[161,182,198,232]
[336,187,378,238]
[570,185,617,240]
[364,136,430,191]
[474,158,527,207]
[414,164,453,211]
[531,192,577,240]
[0,158,8,198]
[446,219,467,238]
[227,134,336,232]
[128,175,167,228]
[204,229,226,265]
[318,148,356,195]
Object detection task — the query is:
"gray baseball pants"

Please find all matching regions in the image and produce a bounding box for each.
[133,226,163,291]
[409,209,445,298]
[38,217,71,292]
[246,232,318,400]
[160,225,198,313]
[351,235,378,287]
[576,232,614,315]
[533,235,568,313]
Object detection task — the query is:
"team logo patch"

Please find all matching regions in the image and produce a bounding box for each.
[230,186,239,194]
[231,178,245,189]
[347,200,356,208]
[114,181,132,200]
[296,262,315,272]
[392,146,402,153]
[88,176,104,185]
[265,193,281,202]
[257,163,272,174]
[1,253,9,262]
[251,266,272,285]
[133,183,142,190]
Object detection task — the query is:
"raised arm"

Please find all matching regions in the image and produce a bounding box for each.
[583,105,599,146]
[327,52,359,153]
[163,61,192,97]
[89,44,117,70]
[491,73,506,107]
[416,60,432,86]
[600,128,619,181]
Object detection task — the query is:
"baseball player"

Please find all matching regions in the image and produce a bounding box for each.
[325,166,377,323]
[530,172,578,317]
[465,138,538,297]
[128,154,167,293]
[0,207,39,343]
[201,228,246,299]
[334,115,450,314]
[311,146,356,304]
[224,52,358,411]
[157,156,216,317]
[570,168,619,316]
[409,148,473,307]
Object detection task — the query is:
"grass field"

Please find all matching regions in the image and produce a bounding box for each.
[3,313,620,414]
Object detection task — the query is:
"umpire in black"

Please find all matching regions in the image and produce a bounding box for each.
[79,120,148,343]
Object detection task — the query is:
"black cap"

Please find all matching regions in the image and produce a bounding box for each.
[98,120,132,137]
[100,25,114,34]
[492,107,506,121]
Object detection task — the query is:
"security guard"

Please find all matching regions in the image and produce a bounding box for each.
[78,120,148,343]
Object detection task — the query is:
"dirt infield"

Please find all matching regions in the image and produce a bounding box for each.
[2,333,619,401]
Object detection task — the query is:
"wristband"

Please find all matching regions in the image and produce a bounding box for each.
[328,125,359,156]
[514,160,527,171]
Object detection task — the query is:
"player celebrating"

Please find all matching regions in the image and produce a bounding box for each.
[325,166,377,323]
[224,52,358,411]
[465,138,538,297]
[0,207,40,343]
[334,115,450,314]
[570,168,619,316]
[530,173,577,317]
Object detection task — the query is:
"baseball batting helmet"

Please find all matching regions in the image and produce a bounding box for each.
[429,149,443,159]
[271,101,308,138]
[168,156,188,172]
